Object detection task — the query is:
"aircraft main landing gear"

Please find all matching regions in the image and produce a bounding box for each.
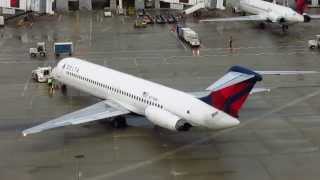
[259,22,266,29]
[111,116,127,128]
[281,25,289,32]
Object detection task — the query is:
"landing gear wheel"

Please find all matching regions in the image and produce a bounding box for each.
[232,8,237,14]
[282,25,288,32]
[111,116,127,128]
[61,84,67,94]
[259,22,266,29]
[34,74,39,82]
[192,11,201,17]
[40,52,46,57]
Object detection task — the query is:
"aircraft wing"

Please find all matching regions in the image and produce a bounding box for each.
[22,100,130,136]
[200,15,267,22]
[254,71,319,75]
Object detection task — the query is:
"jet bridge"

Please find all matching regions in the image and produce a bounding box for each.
[0,0,54,14]
[159,0,225,15]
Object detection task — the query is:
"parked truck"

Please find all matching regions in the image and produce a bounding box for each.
[29,42,47,57]
[176,25,200,47]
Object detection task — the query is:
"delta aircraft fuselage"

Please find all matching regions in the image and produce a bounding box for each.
[52,58,239,130]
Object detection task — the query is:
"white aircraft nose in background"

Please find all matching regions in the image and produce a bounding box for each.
[200,0,320,32]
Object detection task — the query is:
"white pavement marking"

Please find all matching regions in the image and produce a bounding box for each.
[162,57,168,64]
[121,17,125,24]
[29,94,35,107]
[87,88,320,180]
[21,74,32,97]
[134,58,138,67]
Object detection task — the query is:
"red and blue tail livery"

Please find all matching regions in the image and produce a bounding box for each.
[200,66,262,118]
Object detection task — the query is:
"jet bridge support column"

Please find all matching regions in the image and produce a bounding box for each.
[118,0,123,13]
[110,0,117,11]
[155,0,160,9]
[312,0,319,7]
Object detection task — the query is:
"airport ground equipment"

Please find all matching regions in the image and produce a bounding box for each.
[155,15,166,24]
[29,42,47,57]
[176,25,200,47]
[134,19,147,28]
[54,42,73,57]
[308,35,320,49]
[104,11,112,17]
[32,66,52,83]
[143,15,154,24]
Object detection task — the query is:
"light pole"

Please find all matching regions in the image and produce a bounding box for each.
[74,154,85,180]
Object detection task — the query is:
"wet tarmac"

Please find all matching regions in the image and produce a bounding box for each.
[1,9,320,180]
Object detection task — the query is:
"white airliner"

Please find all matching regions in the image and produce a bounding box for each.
[200,0,320,31]
[22,57,318,136]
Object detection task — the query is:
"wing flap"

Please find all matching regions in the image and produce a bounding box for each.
[309,14,320,19]
[22,100,130,136]
[200,15,267,22]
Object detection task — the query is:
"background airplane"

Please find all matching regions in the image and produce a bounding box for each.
[200,0,320,32]
[22,58,318,136]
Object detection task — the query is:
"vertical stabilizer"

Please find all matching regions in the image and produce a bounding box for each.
[200,66,262,117]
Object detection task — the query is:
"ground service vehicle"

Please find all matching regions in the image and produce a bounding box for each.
[29,42,47,57]
[134,19,147,28]
[177,25,200,47]
[155,15,165,24]
[308,35,320,49]
[32,66,52,83]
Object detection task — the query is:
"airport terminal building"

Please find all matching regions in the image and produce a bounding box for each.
[53,0,320,11]
[0,0,320,15]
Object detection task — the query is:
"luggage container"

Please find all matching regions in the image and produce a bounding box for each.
[54,42,73,57]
